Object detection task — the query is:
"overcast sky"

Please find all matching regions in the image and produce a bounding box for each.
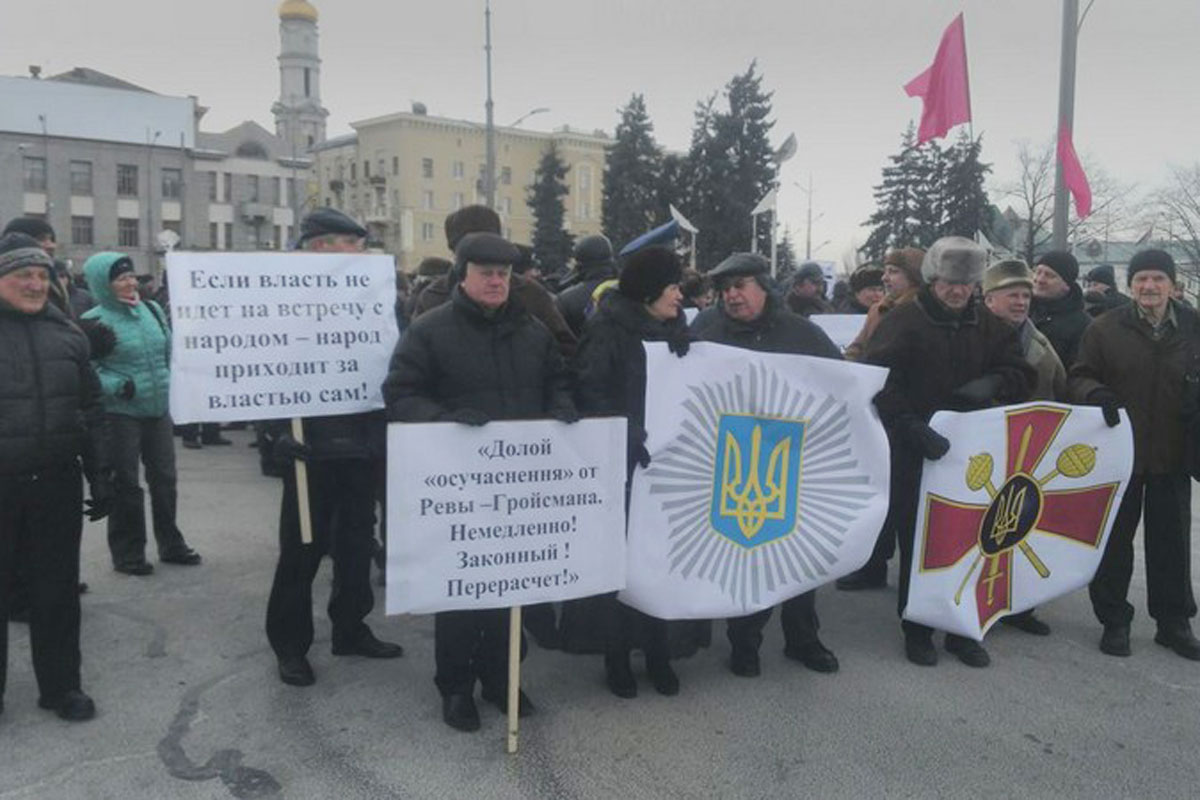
[5,0,1197,260]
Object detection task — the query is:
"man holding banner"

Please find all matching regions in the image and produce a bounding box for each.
[692,252,843,677]
[265,209,404,688]
[384,231,577,732]
[865,237,1032,668]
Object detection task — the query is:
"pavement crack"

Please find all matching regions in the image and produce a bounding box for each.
[156,671,282,798]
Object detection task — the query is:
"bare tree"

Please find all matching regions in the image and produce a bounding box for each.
[996,139,1136,265]
[1155,164,1200,279]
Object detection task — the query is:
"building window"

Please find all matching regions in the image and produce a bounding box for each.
[303,67,311,98]
[271,177,282,206]
[500,166,512,185]
[422,158,434,179]
[577,164,593,220]
[247,175,259,202]
[69,160,93,195]
[71,216,94,245]
[118,218,139,247]
[452,161,464,179]
[363,160,370,179]
[273,225,283,249]
[224,223,233,250]
[22,157,46,192]
[420,222,435,242]
[286,177,295,206]
[162,168,182,200]
[207,171,218,202]
[453,192,464,210]
[117,164,138,196]
[392,156,399,176]
[162,220,181,238]
[209,222,219,249]
[223,172,232,202]
[422,190,434,210]
[350,162,356,181]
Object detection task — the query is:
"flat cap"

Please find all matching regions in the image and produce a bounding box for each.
[298,207,367,246]
[708,252,769,284]
[454,232,520,268]
[983,259,1033,294]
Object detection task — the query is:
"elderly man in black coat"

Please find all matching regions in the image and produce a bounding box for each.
[384,231,578,732]
[691,252,844,678]
[0,233,111,722]
[865,237,1033,669]
[1030,250,1092,368]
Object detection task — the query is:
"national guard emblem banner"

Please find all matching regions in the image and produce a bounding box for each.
[904,403,1134,640]
[621,342,891,619]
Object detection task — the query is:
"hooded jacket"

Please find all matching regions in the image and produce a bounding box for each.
[80,252,171,418]
[0,295,108,478]
[1030,283,1092,369]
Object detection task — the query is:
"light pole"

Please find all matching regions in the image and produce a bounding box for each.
[509,108,550,129]
[483,0,496,210]
[146,128,161,269]
[37,114,51,217]
[1051,0,1080,250]
[769,133,797,275]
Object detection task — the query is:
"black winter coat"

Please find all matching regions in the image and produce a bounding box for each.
[865,286,1033,444]
[556,265,617,337]
[1069,300,1200,474]
[573,291,690,474]
[0,299,108,478]
[690,294,841,360]
[1084,287,1130,318]
[385,287,574,422]
[1030,283,1092,369]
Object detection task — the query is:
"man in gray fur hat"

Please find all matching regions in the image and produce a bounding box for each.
[865,237,1033,669]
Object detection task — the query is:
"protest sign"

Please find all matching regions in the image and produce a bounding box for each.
[811,313,866,353]
[623,342,890,619]
[386,418,627,615]
[166,252,399,423]
[904,402,1134,640]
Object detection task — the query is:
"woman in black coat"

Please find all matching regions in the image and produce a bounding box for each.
[569,246,690,698]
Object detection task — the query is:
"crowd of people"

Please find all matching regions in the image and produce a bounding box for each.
[2,203,1198,735]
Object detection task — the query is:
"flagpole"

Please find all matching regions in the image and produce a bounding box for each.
[1051,0,1079,251]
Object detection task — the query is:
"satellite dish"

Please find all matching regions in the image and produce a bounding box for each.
[157,229,181,251]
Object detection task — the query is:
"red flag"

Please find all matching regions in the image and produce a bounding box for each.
[1057,124,1092,219]
[904,13,972,144]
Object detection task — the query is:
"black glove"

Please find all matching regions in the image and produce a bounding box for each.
[552,406,580,424]
[951,374,1004,409]
[273,432,312,462]
[117,379,136,400]
[667,332,691,358]
[441,408,490,426]
[84,473,114,521]
[908,420,951,461]
[1088,388,1122,428]
[78,319,117,360]
[634,444,651,469]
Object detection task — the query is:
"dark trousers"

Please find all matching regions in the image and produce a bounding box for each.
[0,466,83,704]
[726,590,821,654]
[890,455,933,637]
[107,413,187,566]
[1090,472,1197,627]
[599,594,670,662]
[179,422,223,443]
[265,459,377,658]
[434,608,527,697]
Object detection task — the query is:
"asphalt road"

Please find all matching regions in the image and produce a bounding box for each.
[2,429,1199,799]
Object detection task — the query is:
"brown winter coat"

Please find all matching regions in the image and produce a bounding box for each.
[1068,300,1200,474]
[845,287,918,362]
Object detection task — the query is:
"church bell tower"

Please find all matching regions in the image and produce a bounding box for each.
[272,0,328,155]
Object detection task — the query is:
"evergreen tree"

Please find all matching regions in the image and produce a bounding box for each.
[863,125,932,258]
[941,131,992,239]
[603,94,663,252]
[526,141,574,273]
[776,227,797,276]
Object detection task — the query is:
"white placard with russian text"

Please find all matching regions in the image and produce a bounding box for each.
[386,418,628,615]
[166,252,399,422]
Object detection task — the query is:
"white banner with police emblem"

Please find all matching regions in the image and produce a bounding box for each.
[166,252,399,423]
[622,342,891,619]
[386,418,628,615]
[904,403,1134,640]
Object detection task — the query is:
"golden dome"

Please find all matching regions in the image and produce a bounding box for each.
[279,0,318,22]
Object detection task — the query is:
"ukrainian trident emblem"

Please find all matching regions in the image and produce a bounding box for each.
[711,414,805,548]
[919,405,1120,630]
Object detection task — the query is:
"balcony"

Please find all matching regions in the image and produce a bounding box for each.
[239,202,271,222]
[365,206,391,224]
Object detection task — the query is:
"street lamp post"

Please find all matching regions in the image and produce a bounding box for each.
[146,129,161,270]
[1051,0,1080,251]
[483,1,496,210]
[509,108,550,129]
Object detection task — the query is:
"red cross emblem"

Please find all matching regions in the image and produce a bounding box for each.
[918,406,1120,630]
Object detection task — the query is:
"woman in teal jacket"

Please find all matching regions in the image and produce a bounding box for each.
[81,253,200,574]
